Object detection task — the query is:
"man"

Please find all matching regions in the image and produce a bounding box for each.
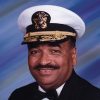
[9,5,100,100]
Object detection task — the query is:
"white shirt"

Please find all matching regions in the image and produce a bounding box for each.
[38,83,65,100]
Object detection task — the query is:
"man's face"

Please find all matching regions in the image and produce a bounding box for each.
[28,41,76,90]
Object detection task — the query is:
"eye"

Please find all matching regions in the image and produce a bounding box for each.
[29,49,40,56]
[50,49,61,55]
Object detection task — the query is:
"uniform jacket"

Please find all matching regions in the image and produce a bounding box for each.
[9,70,100,100]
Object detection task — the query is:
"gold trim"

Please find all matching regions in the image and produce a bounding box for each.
[24,31,76,42]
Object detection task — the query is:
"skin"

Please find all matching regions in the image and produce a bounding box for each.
[28,41,76,90]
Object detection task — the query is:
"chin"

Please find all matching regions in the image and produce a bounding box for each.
[38,78,60,90]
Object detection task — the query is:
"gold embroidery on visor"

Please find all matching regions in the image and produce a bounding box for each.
[24,31,76,42]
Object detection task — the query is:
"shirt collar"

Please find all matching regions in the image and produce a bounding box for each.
[38,83,65,96]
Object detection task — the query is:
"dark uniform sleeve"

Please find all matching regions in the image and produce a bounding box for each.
[8,89,22,100]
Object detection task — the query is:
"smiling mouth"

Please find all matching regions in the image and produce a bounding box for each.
[33,67,59,75]
[34,67,59,71]
[38,67,58,70]
[38,68,58,75]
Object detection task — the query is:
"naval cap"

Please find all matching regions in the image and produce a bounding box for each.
[18,5,85,43]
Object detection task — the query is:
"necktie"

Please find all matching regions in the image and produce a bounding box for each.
[36,89,58,100]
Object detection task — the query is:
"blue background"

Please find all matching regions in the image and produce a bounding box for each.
[0,0,100,99]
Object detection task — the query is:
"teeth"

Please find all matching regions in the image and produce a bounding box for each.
[39,69,53,74]
[40,68,54,70]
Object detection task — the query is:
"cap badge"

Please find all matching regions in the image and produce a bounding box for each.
[32,11,51,30]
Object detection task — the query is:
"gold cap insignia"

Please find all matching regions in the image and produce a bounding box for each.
[31,11,51,30]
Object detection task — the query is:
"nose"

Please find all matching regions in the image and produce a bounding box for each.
[39,53,51,65]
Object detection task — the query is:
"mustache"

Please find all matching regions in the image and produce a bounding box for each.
[33,64,60,70]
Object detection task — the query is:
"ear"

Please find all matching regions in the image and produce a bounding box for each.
[71,48,77,66]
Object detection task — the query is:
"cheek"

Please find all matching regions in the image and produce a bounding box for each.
[55,53,71,67]
[28,56,38,69]
[28,56,39,77]
[56,54,73,74]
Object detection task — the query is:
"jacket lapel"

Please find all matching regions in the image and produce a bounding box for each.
[58,70,83,100]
